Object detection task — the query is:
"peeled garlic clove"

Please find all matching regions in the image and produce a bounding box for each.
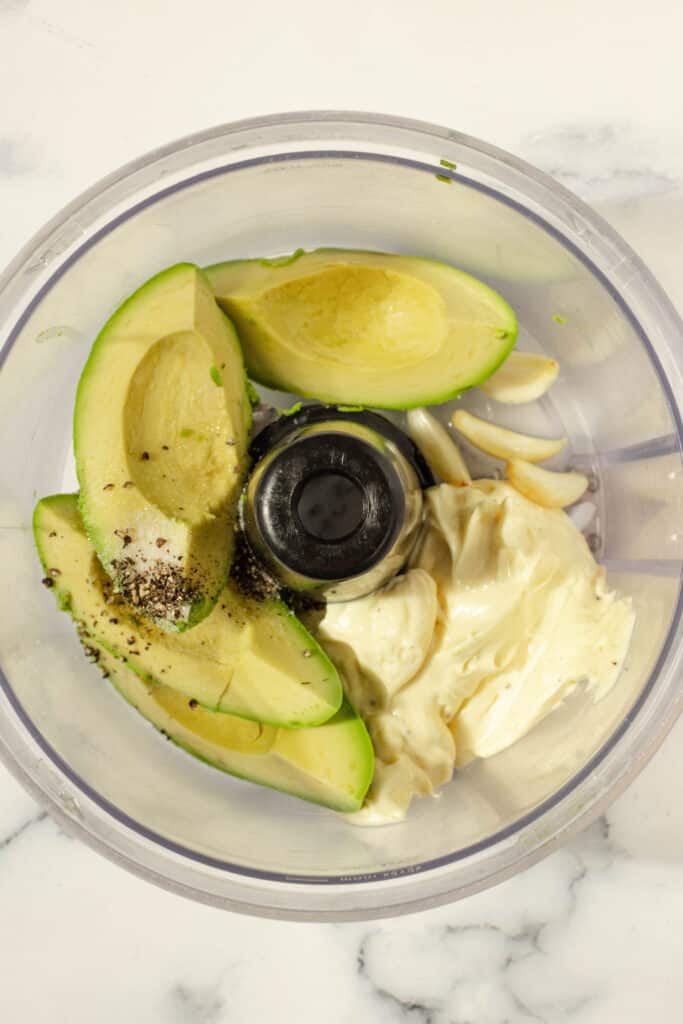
[506,458,588,508]
[480,351,559,404]
[406,407,471,486]
[451,409,566,463]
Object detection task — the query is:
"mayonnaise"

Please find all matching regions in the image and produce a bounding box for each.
[318,480,635,824]
[320,568,438,700]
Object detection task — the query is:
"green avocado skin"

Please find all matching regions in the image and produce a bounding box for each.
[204,247,518,410]
[100,643,373,814]
[73,263,251,633]
[33,497,373,811]
[34,509,372,811]
[33,494,343,729]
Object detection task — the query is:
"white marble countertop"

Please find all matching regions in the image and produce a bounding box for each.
[2,1,683,1020]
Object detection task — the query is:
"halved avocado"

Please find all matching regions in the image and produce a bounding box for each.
[74,263,250,631]
[34,495,342,728]
[205,248,517,409]
[89,642,373,813]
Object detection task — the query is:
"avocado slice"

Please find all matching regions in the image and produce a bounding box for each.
[34,495,342,727]
[74,263,251,631]
[85,641,373,813]
[205,248,517,409]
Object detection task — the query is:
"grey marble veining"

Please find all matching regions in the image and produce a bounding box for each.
[1,757,683,1022]
[0,0,30,14]
[353,819,615,1024]
[519,123,681,201]
[0,809,47,852]
[0,136,38,178]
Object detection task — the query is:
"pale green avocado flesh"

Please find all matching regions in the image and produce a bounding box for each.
[205,248,517,408]
[90,643,373,813]
[34,495,343,728]
[74,263,251,632]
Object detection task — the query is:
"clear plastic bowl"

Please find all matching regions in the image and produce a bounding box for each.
[0,112,681,920]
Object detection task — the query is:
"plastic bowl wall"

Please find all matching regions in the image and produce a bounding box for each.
[0,112,681,920]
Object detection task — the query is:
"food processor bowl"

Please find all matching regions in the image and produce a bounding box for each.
[0,112,681,920]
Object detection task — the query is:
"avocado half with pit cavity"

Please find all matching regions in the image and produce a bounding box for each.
[88,642,373,813]
[205,249,517,409]
[74,263,250,632]
[34,495,343,728]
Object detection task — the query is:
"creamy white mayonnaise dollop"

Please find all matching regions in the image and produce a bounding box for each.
[318,481,635,824]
